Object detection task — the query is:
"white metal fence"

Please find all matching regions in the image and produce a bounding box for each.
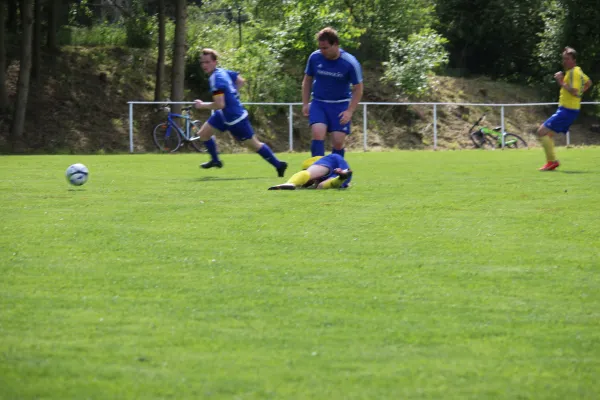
[128,101,600,153]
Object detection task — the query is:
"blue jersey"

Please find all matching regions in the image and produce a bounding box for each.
[304,50,363,102]
[209,68,247,125]
[313,154,352,188]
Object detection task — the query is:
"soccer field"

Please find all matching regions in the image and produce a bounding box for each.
[1,149,599,399]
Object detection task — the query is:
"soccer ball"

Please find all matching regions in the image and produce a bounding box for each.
[66,163,89,186]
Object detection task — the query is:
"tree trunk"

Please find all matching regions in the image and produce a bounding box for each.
[7,0,17,34]
[10,0,34,147]
[31,0,41,84]
[0,1,8,111]
[170,0,186,114]
[154,0,165,102]
[46,0,59,52]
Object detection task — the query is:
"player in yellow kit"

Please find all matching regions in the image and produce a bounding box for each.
[537,47,592,171]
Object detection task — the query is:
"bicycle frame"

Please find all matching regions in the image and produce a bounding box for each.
[165,109,201,142]
[479,127,518,147]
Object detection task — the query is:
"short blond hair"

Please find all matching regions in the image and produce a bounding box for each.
[201,48,219,61]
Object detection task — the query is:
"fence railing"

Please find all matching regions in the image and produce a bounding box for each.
[127,101,600,153]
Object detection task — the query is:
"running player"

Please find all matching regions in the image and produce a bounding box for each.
[193,48,288,177]
[537,47,592,171]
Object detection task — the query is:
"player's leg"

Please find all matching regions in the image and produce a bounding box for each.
[233,120,288,177]
[327,102,351,157]
[316,168,352,189]
[537,124,558,170]
[537,107,578,171]
[198,114,223,169]
[269,165,329,190]
[309,101,328,156]
[331,131,347,158]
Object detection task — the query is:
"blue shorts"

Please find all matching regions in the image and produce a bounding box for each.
[207,111,254,141]
[313,154,352,188]
[543,107,579,134]
[309,100,351,134]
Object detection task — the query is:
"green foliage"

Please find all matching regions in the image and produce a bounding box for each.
[382,29,449,96]
[125,0,153,48]
[58,24,127,47]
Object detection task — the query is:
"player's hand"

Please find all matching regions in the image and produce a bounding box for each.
[554,71,565,83]
[339,110,353,125]
[302,104,310,117]
[193,99,204,110]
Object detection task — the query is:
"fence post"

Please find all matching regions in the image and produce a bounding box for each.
[288,104,293,152]
[433,104,437,150]
[363,103,368,151]
[129,102,134,153]
[500,105,505,148]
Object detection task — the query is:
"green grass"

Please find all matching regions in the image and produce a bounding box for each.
[1,149,600,399]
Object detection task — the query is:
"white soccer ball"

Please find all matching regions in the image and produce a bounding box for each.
[66,163,89,186]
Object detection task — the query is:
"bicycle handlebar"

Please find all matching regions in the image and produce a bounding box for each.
[468,114,487,134]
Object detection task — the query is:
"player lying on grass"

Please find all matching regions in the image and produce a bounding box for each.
[268,154,352,190]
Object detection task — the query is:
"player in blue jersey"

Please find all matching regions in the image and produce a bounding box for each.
[193,48,288,177]
[302,27,364,158]
[268,154,352,190]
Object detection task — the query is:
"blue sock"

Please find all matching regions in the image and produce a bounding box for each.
[203,137,220,161]
[332,147,345,158]
[257,144,281,168]
[311,140,325,156]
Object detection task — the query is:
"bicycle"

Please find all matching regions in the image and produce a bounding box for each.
[469,114,528,149]
[152,105,204,153]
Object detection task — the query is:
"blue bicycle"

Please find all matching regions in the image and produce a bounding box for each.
[152,105,204,152]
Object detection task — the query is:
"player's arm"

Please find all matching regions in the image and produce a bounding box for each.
[339,82,363,125]
[193,91,225,110]
[348,82,364,114]
[583,78,593,93]
[235,75,245,89]
[302,74,313,116]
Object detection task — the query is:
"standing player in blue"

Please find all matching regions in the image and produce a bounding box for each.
[193,48,288,177]
[268,154,352,190]
[302,27,364,158]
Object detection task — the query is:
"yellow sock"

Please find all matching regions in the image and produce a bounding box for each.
[321,176,343,189]
[539,135,557,162]
[287,170,311,186]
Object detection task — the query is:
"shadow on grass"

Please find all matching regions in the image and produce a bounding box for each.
[556,170,595,174]
[194,176,271,182]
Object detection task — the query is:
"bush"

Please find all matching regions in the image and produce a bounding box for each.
[382,29,449,97]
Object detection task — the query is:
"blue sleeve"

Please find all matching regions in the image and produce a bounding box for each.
[227,70,239,84]
[339,158,350,170]
[304,53,315,76]
[344,54,363,85]
[212,71,227,92]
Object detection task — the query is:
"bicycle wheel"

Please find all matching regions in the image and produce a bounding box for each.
[502,133,528,149]
[470,131,495,149]
[153,123,182,153]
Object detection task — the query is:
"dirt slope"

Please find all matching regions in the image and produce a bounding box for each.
[1,47,598,153]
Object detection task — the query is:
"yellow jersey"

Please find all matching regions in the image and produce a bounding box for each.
[559,66,590,110]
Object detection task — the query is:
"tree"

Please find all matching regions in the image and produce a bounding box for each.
[171,0,186,114]
[46,0,60,52]
[31,0,42,84]
[154,0,166,102]
[0,1,8,111]
[10,0,34,147]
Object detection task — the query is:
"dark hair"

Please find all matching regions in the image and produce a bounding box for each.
[316,27,339,45]
[563,47,577,60]
[201,48,219,61]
